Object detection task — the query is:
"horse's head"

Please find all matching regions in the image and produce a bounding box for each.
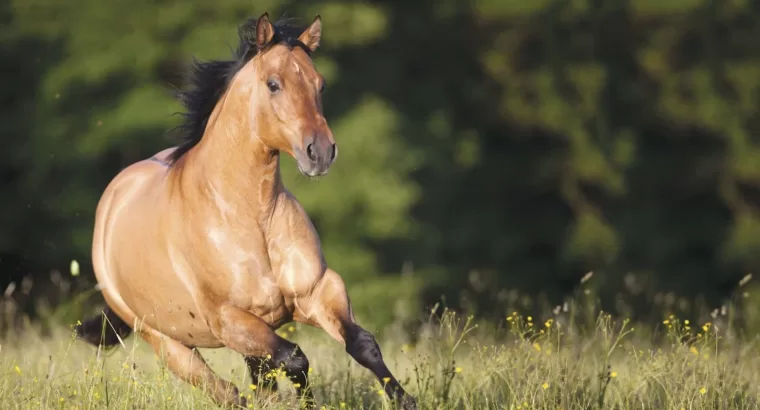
[238,13,335,178]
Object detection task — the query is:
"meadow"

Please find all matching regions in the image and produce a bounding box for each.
[2,302,759,410]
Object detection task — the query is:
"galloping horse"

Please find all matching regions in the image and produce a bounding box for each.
[75,12,417,409]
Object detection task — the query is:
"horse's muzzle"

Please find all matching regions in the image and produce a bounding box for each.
[295,136,336,177]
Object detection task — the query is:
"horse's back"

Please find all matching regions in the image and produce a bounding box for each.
[93,148,175,252]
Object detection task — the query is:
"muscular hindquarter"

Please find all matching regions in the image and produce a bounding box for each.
[93,159,222,347]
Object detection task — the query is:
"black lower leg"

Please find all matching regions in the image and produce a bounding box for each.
[345,325,416,408]
[272,341,313,402]
[244,355,278,391]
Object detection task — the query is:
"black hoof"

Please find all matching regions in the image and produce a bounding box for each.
[232,393,247,409]
[399,394,418,410]
[299,395,317,410]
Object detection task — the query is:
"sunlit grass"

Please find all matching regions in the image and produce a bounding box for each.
[2,308,759,409]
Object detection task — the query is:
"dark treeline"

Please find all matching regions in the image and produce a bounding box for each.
[1,0,759,331]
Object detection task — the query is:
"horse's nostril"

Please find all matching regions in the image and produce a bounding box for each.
[306,143,316,161]
[330,144,337,161]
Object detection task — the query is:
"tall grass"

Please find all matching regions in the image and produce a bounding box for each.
[2,303,759,409]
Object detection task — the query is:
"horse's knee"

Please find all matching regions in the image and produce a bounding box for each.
[345,325,383,368]
[273,343,310,380]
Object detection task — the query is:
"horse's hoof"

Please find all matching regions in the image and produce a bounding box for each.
[298,395,318,409]
[227,396,246,410]
[223,387,247,409]
[399,394,418,410]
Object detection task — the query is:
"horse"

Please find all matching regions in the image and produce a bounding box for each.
[74,12,417,410]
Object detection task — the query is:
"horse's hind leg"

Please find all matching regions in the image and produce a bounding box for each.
[138,326,244,408]
[295,268,417,410]
[210,305,314,405]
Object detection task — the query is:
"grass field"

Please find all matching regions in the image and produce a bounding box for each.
[2,307,759,410]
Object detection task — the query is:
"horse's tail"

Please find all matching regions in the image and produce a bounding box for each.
[74,306,133,349]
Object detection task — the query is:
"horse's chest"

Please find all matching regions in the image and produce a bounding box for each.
[220,252,287,309]
[206,227,272,278]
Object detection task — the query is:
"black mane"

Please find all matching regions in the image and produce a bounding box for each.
[166,16,310,165]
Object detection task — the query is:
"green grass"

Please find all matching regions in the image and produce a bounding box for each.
[1,308,759,409]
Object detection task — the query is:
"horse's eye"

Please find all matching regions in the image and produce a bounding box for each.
[319,82,326,94]
[266,80,280,94]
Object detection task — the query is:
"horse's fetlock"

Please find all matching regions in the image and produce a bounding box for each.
[274,343,309,377]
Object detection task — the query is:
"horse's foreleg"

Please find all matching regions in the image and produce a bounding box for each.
[294,268,418,410]
[244,354,285,402]
[211,305,314,405]
[138,327,244,408]
[244,355,279,393]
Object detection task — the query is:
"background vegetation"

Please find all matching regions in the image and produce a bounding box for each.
[3,309,760,409]
[2,0,760,337]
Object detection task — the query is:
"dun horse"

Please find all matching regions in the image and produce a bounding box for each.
[75,12,417,409]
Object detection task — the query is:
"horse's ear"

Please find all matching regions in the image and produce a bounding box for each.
[256,12,275,50]
[298,15,322,52]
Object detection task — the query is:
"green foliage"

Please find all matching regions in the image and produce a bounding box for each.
[2,0,760,327]
[2,310,760,409]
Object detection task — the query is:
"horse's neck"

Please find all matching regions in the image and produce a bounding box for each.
[174,99,282,226]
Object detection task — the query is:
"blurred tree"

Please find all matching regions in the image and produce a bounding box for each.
[1,0,759,329]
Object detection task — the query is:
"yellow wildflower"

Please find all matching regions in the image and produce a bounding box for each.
[690,346,698,355]
[288,326,295,332]
[610,371,617,378]
[455,367,462,373]
[383,377,391,383]
[663,319,670,325]
[533,343,541,352]
[14,365,21,375]
[542,382,549,390]
[249,384,257,390]
[699,387,707,395]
